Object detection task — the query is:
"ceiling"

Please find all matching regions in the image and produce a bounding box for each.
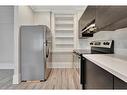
[31,6,86,12]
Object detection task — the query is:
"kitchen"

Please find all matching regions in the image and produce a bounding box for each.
[0,5,127,90]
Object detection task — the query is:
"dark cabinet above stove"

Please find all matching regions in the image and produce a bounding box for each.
[79,6,127,39]
[79,6,96,38]
[96,6,127,31]
[79,6,96,31]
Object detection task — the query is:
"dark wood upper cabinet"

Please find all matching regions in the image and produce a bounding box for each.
[81,6,96,28]
[79,6,127,38]
[96,6,127,31]
[79,6,96,38]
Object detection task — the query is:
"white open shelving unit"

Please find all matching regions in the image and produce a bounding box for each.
[52,13,76,68]
[54,14,75,52]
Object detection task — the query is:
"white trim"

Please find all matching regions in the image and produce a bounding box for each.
[13,73,21,84]
[51,13,55,52]
[53,10,75,14]
[30,6,87,12]
[13,6,20,84]
[33,9,51,12]
[0,63,14,69]
[74,13,78,49]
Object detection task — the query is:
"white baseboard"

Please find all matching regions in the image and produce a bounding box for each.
[13,73,21,84]
[0,62,14,69]
[51,62,73,68]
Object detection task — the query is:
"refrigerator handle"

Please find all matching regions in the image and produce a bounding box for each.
[44,40,47,46]
[46,48,49,58]
[44,40,49,58]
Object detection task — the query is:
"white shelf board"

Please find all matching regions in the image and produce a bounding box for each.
[55,24,73,27]
[55,28,73,31]
[55,43,74,45]
[56,32,73,35]
[53,49,73,53]
[56,44,74,49]
[55,17,73,21]
[55,29,73,33]
[55,21,73,24]
[55,32,74,37]
[55,36,74,38]
[55,14,73,18]
[55,38,74,43]
[55,16,73,18]
[55,23,73,25]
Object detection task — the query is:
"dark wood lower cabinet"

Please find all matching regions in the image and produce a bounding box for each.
[85,59,113,89]
[82,59,127,89]
[114,76,127,89]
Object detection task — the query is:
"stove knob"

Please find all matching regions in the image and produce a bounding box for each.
[90,42,93,45]
[106,42,110,45]
[103,42,106,45]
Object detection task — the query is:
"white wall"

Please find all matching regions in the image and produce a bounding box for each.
[18,6,34,25]
[0,6,14,85]
[13,6,34,84]
[0,6,14,67]
[77,10,85,21]
[78,39,89,49]
[34,12,51,28]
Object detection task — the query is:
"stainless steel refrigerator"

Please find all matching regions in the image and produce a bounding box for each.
[20,25,52,81]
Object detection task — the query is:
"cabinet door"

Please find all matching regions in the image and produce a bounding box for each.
[103,16,127,30]
[81,6,96,28]
[85,59,113,89]
[79,6,96,38]
[114,76,127,89]
[96,6,127,30]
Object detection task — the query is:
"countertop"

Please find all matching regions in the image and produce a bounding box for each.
[73,49,91,55]
[83,54,127,83]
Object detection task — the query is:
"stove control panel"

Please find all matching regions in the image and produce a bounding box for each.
[90,40,113,48]
[103,42,110,45]
[94,42,101,45]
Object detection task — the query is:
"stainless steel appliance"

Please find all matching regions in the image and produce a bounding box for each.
[73,40,114,89]
[20,25,52,81]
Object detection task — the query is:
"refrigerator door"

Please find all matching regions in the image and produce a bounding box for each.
[44,26,52,80]
[20,26,46,81]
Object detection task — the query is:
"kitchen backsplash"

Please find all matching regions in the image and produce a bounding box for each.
[78,39,89,49]
[79,27,127,56]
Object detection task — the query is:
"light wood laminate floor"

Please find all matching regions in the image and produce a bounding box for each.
[0,69,82,89]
